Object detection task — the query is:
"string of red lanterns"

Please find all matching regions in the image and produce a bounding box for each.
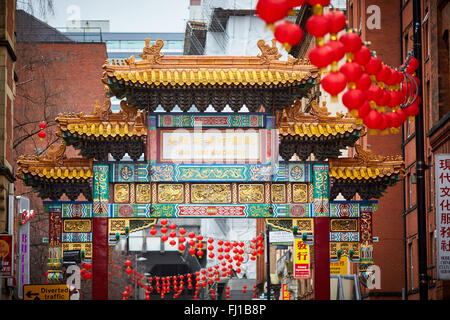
[255,0,421,135]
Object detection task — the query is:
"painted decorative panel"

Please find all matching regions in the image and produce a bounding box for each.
[110,162,315,183]
[312,164,329,217]
[61,203,92,218]
[62,232,92,243]
[157,114,265,128]
[330,232,360,242]
[177,165,247,181]
[289,204,312,217]
[330,202,360,218]
[93,164,109,217]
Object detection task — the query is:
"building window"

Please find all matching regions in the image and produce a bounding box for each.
[409,242,414,290]
[423,8,430,59]
[429,230,435,282]
[428,156,433,209]
[408,173,413,208]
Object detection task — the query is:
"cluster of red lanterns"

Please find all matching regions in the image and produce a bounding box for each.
[256,0,331,51]
[304,5,421,134]
[37,121,47,141]
[249,234,265,261]
[80,262,92,280]
[256,1,421,135]
[149,220,264,263]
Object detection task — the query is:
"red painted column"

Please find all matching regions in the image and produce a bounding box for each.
[314,216,330,300]
[92,217,109,300]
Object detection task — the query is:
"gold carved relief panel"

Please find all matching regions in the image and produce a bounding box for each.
[330,219,359,232]
[191,184,231,203]
[271,184,286,203]
[292,184,308,203]
[136,184,151,203]
[114,184,130,203]
[63,219,92,233]
[292,218,314,233]
[238,184,264,203]
[158,184,184,203]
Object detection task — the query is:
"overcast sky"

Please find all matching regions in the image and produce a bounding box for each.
[24,0,190,33]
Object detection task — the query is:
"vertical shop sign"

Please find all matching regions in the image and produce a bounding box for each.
[294,238,310,279]
[435,154,450,280]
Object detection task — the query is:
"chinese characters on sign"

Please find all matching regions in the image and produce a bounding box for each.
[294,238,310,279]
[435,154,450,280]
[0,235,13,277]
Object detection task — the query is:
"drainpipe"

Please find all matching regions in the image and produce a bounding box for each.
[412,0,428,301]
[400,0,408,300]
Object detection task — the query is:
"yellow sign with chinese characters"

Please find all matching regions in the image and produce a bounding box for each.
[294,238,310,279]
[330,256,349,275]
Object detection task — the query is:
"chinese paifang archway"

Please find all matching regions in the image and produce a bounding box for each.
[16,39,404,300]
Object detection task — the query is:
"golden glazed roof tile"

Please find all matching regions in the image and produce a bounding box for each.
[16,144,93,181]
[277,100,366,138]
[329,145,405,181]
[103,39,318,87]
[57,99,147,138]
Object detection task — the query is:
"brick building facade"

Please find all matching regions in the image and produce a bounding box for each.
[13,10,107,290]
[0,0,16,300]
[347,0,450,300]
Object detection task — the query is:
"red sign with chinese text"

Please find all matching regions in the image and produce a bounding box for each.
[436,154,450,280]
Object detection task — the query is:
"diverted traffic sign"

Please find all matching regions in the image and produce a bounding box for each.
[23,284,70,300]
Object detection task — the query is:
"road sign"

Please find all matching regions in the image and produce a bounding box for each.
[23,284,70,300]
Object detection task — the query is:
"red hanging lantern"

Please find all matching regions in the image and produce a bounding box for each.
[365,84,383,105]
[39,121,47,130]
[37,130,47,141]
[405,56,419,75]
[355,72,372,91]
[125,260,132,268]
[342,89,367,117]
[169,239,176,246]
[161,235,168,242]
[160,219,168,226]
[404,101,420,119]
[149,226,157,236]
[325,9,346,35]
[274,21,304,51]
[308,44,334,71]
[365,57,382,76]
[353,45,372,66]
[363,109,383,134]
[179,228,186,236]
[287,0,306,7]
[339,31,362,53]
[326,39,346,63]
[340,61,363,84]
[305,13,331,38]
[375,64,392,87]
[321,71,347,97]
[307,0,331,6]
[256,0,291,26]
